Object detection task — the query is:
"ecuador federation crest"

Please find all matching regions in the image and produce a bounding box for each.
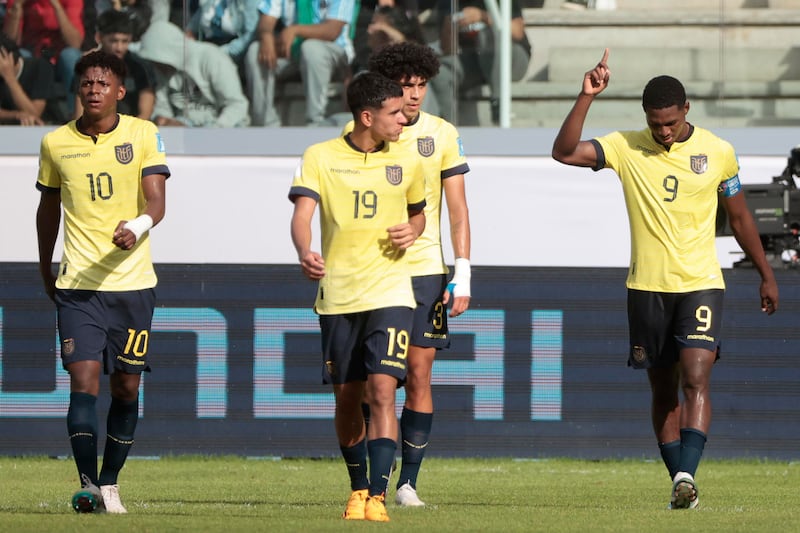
[690,154,708,174]
[115,143,134,164]
[417,136,435,157]
[386,165,403,185]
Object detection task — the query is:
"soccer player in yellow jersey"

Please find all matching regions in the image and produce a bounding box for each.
[552,49,778,510]
[36,51,169,514]
[358,42,471,508]
[290,71,426,522]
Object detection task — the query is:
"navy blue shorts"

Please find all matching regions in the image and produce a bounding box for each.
[410,274,450,349]
[319,306,413,385]
[55,288,156,374]
[627,288,723,369]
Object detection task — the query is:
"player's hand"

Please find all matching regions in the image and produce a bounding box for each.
[443,289,470,317]
[582,48,610,96]
[760,278,778,315]
[299,250,325,280]
[387,222,417,249]
[112,220,137,250]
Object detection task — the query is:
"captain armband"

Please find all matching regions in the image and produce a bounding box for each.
[719,175,741,198]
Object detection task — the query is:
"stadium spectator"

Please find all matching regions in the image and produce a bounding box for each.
[350,41,471,508]
[3,0,86,119]
[429,0,531,124]
[552,49,778,510]
[136,19,250,127]
[86,0,154,45]
[289,72,425,522]
[350,1,425,76]
[36,50,170,514]
[243,0,355,126]
[185,0,259,69]
[74,9,155,119]
[0,31,57,125]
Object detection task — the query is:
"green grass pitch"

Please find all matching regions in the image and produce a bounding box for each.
[0,456,797,532]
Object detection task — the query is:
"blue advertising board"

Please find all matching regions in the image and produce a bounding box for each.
[1,264,797,459]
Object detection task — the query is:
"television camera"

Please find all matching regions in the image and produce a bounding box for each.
[716,145,800,268]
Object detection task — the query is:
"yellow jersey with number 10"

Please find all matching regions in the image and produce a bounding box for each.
[37,115,170,292]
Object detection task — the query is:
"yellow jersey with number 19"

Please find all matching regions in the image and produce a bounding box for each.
[342,112,469,276]
[37,114,170,292]
[594,125,737,293]
[289,135,427,315]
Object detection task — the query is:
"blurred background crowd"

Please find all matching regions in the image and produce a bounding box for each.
[0,0,533,127]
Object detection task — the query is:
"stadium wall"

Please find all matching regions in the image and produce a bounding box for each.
[1,127,798,459]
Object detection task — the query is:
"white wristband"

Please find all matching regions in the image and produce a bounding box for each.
[123,214,154,242]
[447,257,471,298]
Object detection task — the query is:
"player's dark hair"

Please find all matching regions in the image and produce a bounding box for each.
[75,50,128,81]
[347,71,403,118]
[97,9,135,36]
[0,32,21,64]
[642,75,686,111]
[367,41,440,83]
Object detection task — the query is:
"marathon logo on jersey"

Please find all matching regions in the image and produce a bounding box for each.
[156,132,166,153]
[386,165,403,185]
[690,154,708,174]
[417,136,435,157]
[115,143,134,164]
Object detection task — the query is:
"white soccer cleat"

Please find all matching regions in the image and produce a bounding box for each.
[395,482,425,507]
[100,484,128,514]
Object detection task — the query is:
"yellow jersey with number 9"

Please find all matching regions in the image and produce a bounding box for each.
[595,125,737,292]
[37,115,170,291]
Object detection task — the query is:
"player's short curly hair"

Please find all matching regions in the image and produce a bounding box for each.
[75,50,128,82]
[642,75,686,111]
[367,42,440,83]
[347,71,403,117]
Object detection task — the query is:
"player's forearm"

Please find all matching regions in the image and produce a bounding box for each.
[409,211,425,241]
[552,94,593,161]
[36,200,61,275]
[290,219,313,260]
[730,215,776,284]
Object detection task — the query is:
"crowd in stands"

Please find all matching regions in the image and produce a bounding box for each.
[0,0,531,127]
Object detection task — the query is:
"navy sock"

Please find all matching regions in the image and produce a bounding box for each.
[98,396,139,486]
[678,428,707,477]
[658,439,681,480]
[367,438,397,497]
[397,408,433,489]
[67,392,98,485]
[341,439,369,491]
